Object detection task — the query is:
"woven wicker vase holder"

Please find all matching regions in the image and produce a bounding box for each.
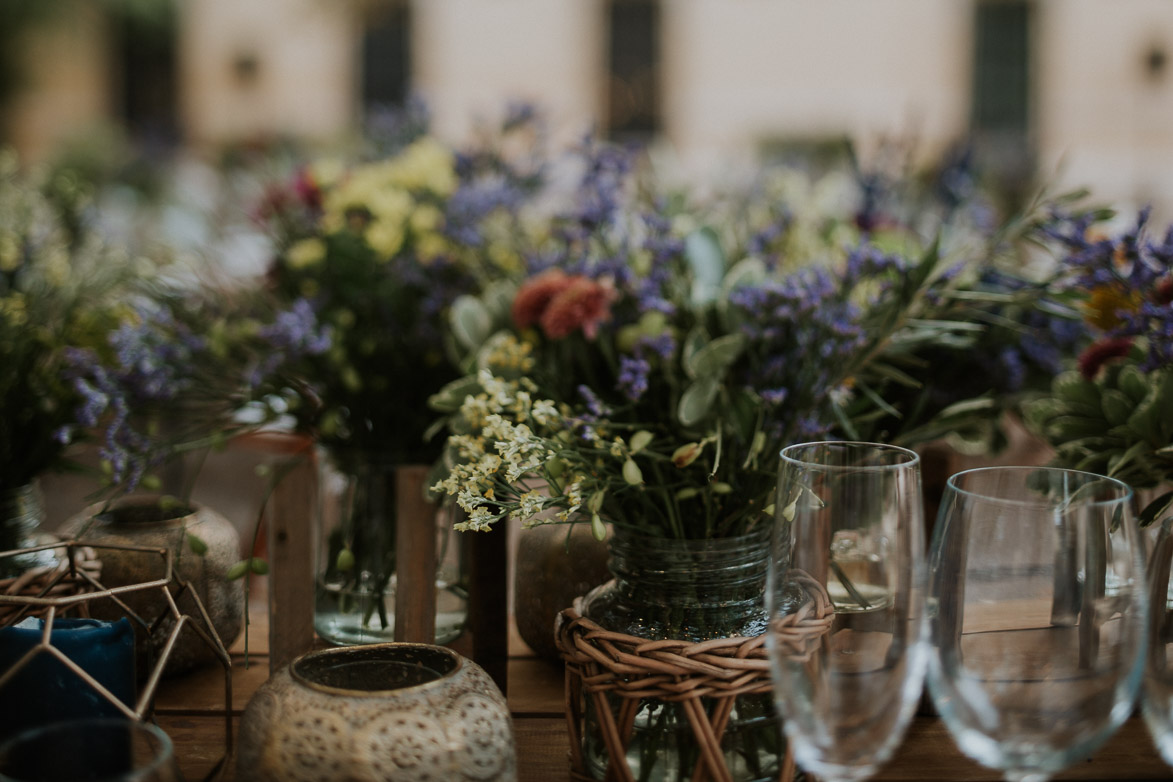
[556,580,833,782]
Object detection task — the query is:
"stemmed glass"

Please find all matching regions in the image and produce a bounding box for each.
[766,441,928,782]
[927,466,1146,782]
[1142,514,1173,767]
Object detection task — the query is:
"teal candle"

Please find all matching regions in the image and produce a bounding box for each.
[0,617,136,741]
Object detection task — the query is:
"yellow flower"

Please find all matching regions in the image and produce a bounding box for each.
[0,234,18,272]
[1085,284,1142,331]
[416,232,448,262]
[367,188,413,224]
[365,220,405,259]
[309,158,345,190]
[387,138,457,195]
[0,293,28,326]
[488,242,522,274]
[43,248,69,286]
[286,238,326,269]
[410,204,444,234]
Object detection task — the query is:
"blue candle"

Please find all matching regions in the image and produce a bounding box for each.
[0,617,136,741]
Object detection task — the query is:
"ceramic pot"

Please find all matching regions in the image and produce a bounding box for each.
[62,495,244,675]
[237,643,516,782]
[513,522,609,660]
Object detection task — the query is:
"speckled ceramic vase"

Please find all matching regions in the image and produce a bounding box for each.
[61,495,244,675]
[237,643,517,782]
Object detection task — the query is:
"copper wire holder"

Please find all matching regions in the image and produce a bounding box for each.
[0,539,234,782]
[555,579,833,782]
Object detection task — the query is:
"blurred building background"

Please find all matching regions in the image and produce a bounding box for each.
[2,0,1171,219]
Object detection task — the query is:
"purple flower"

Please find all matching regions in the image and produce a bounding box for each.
[260,298,331,355]
[617,356,650,402]
[577,385,610,419]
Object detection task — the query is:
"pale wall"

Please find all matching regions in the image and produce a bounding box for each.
[413,0,604,148]
[178,0,358,149]
[4,5,112,164]
[662,0,972,181]
[1037,0,1173,223]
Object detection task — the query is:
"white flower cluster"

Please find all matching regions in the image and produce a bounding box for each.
[433,366,588,531]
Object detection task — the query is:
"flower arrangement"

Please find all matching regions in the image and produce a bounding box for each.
[1025,207,1173,525]
[62,287,331,495]
[256,108,541,466]
[0,150,139,497]
[431,139,1078,540]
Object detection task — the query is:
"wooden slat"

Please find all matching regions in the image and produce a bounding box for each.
[470,520,510,692]
[229,432,316,673]
[157,711,1173,782]
[393,465,437,643]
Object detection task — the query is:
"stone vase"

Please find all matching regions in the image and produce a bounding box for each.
[513,522,610,661]
[62,495,244,675]
[237,643,516,782]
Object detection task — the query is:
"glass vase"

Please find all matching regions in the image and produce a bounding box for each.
[313,451,467,645]
[579,524,790,782]
[0,482,57,578]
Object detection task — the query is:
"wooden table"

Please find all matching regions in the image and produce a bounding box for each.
[154,591,1172,782]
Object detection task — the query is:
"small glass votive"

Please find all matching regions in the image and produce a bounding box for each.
[0,718,181,782]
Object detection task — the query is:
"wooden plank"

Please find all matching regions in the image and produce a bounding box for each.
[872,715,1169,781]
[470,520,510,692]
[508,656,565,715]
[514,716,573,781]
[235,432,317,673]
[155,699,1170,782]
[393,465,437,643]
[152,655,270,715]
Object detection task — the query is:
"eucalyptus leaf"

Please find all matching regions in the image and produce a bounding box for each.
[450,294,491,351]
[428,375,482,413]
[686,333,746,379]
[685,227,724,304]
[681,327,708,379]
[481,280,519,323]
[720,256,767,295]
[678,376,720,426]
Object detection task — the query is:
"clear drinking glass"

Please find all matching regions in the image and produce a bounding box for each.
[0,718,181,782]
[1142,514,1173,767]
[927,466,1146,782]
[766,441,927,782]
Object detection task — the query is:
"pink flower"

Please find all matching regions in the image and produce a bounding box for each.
[540,276,617,340]
[511,269,572,330]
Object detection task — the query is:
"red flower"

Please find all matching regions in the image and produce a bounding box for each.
[293,167,322,211]
[540,276,617,340]
[1077,337,1135,380]
[511,269,572,330]
[1154,276,1173,307]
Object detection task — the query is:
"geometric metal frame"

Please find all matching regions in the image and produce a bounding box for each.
[0,539,233,781]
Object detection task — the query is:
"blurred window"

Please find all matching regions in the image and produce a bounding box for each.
[972,0,1031,136]
[114,2,179,148]
[606,0,661,142]
[972,0,1034,201]
[363,0,412,112]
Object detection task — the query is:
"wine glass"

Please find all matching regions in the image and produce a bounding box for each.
[0,718,181,781]
[1142,514,1173,766]
[766,441,927,782]
[927,466,1146,782]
